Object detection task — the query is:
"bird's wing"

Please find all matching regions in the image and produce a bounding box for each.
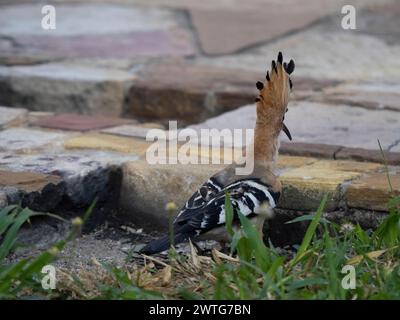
[174,177,223,223]
[175,178,280,234]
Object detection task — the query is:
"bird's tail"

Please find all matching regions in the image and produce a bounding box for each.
[140,232,192,255]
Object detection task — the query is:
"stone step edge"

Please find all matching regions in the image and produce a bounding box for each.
[280,142,400,165]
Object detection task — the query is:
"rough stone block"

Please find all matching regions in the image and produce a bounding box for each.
[0,63,134,116]
[190,3,333,55]
[0,170,64,211]
[34,113,133,132]
[119,161,224,229]
[0,106,28,129]
[127,62,257,124]
[279,160,382,211]
[64,133,151,154]
[346,172,400,211]
[335,147,400,165]
[0,127,66,152]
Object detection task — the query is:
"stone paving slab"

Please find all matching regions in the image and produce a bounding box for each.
[188,101,400,151]
[392,144,400,153]
[0,105,27,129]
[346,171,400,211]
[100,124,166,139]
[279,160,382,211]
[335,147,400,165]
[194,26,400,82]
[314,81,400,113]
[34,113,134,132]
[0,127,67,152]
[64,133,151,154]
[0,63,135,116]
[189,2,333,55]
[0,170,61,193]
[9,31,195,60]
[0,149,139,208]
[120,161,225,229]
[0,4,177,37]
[127,61,340,124]
[127,61,258,124]
[0,3,194,60]
[355,1,400,45]
[0,169,65,211]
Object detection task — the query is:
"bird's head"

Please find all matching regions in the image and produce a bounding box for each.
[254,52,294,141]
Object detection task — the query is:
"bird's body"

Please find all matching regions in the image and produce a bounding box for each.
[141,52,294,255]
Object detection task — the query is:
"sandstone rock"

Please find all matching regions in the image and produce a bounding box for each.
[0,63,134,116]
[0,127,66,152]
[277,155,317,173]
[357,2,400,45]
[120,161,224,229]
[0,106,28,129]
[392,143,400,153]
[0,3,194,60]
[335,147,400,165]
[0,150,138,208]
[279,160,382,211]
[0,170,65,211]
[127,62,257,124]
[188,101,400,151]
[101,124,167,139]
[280,142,341,160]
[346,172,400,211]
[316,82,400,112]
[189,3,333,55]
[64,133,151,154]
[194,27,400,81]
[34,114,133,132]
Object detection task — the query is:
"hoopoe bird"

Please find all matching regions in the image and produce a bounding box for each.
[141,52,295,254]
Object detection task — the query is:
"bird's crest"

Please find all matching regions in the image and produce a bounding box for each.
[255,52,294,140]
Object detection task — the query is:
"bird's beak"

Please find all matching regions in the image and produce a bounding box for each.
[282,123,292,141]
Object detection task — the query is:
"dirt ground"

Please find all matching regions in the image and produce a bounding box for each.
[5,206,386,275]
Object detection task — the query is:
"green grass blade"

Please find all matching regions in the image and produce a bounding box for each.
[0,208,35,261]
[224,192,234,237]
[290,194,327,267]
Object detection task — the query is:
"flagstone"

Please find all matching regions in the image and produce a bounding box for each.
[0,63,134,116]
[0,3,194,59]
[101,124,165,139]
[0,169,64,211]
[346,172,400,211]
[317,82,400,112]
[0,150,139,208]
[0,128,67,152]
[120,161,224,229]
[0,170,61,193]
[279,160,382,211]
[0,106,28,129]
[335,147,400,165]
[64,133,151,154]
[188,101,400,151]
[34,114,133,132]
[189,2,333,55]
[127,62,257,124]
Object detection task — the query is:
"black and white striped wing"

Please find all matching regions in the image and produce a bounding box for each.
[176,179,280,233]
[174,177,223,223]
